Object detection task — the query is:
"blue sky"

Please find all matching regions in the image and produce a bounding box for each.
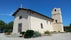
[0,0,71,26]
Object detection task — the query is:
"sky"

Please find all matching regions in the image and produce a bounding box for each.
[0,0,71,26]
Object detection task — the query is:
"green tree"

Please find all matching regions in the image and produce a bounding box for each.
[7,21,13,32]
[0,20,7,32]
[69,23,71,28]
[0,20,14,32]
[69,23,71,32]
[0,20,6,29]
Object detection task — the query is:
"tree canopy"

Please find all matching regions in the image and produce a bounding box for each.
[0,20,13,32]
[0,20,7,29]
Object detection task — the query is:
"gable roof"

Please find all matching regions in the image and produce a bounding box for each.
[12,8,53,20]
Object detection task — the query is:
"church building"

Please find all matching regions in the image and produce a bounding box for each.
[12,8,64,34]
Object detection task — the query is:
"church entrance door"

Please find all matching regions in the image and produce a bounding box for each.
[18,23,22,32]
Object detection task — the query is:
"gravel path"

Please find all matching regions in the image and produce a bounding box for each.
[0,33,71,40]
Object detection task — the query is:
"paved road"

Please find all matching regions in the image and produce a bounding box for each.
[0,33,71,40]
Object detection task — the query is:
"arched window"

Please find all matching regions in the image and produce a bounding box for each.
[41,23,43,29]
[19,16,22,19]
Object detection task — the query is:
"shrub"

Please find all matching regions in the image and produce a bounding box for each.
[44,30,51,35]
[3,29,9,33]
[33,31,41,37]
[24,30,34,38]
[51,31,57,34]
[58,31,60,32]
[20,32,25,35]
[20,32,25,37]
[3,29,11,35]
[53,31,56,32]
[65,30,70,32]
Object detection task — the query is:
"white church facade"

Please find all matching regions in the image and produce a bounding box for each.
[12,8,64,34]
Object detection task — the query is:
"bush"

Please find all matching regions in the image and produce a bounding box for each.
[3,29,9,33]
[33,31,41,37]
[3,29,11,35]
[24,30,34,38]
[58,31,60,32]
[44,30,51,35]
[20,32,25,37]
[20,32,25,35]
[51,31,57,34]
[65,30,71,32]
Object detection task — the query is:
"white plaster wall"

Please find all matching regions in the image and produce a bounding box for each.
[30,13,53,33]
[55,24,64,32]
[52,14,62,23]
[52,8,64,32]
[13,10,29,33]
[13,10,54,34]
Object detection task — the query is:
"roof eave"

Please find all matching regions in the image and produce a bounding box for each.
[12,8,53,20]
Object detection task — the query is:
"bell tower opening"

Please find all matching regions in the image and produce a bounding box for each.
[54,9,56,12]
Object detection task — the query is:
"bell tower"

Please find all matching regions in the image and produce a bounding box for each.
[52,8,64,32]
